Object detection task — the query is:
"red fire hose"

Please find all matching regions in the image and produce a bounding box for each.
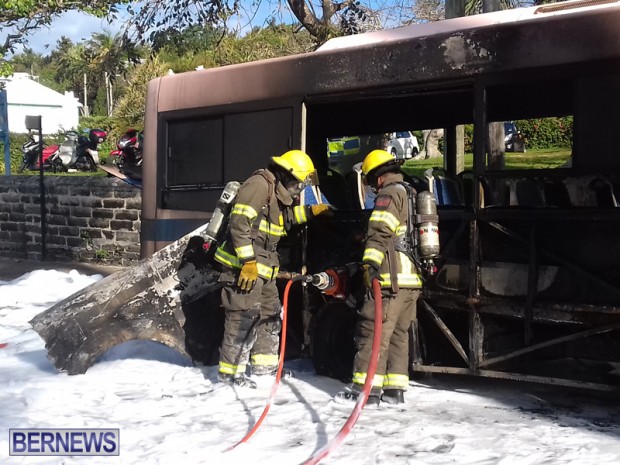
[226,275,304,451]
[301,278,383,465]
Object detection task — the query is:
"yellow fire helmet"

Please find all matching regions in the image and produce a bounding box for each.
[361,149,398,176]
[272,150,317,184]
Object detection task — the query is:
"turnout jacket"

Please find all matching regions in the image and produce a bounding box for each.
[214,169,310,280]
[362,172,423,290]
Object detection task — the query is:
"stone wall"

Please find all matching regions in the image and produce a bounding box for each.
[0,176,141,266]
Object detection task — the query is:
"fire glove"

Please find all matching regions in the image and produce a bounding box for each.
[310,204,333,217]
[238,260,258,291]
[362,263,380,289]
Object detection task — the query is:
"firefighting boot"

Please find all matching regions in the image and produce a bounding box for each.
[381,389,405,405]
[218,372,257,389]
[334,384,381,407]
[251,365,293,378]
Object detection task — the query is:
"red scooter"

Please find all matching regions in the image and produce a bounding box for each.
[109,128,142,167]
[109,128,143,180]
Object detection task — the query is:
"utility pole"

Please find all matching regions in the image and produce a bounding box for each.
[83,73,90,117]
[483,0,501,12]
[105,72,113,116]
[445,0,465,19]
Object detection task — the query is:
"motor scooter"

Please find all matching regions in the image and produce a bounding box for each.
[108,128,143,179]
[45,128,107,172]
[18,132,43,173]
[109,128,142,168]
[18,132,64,172]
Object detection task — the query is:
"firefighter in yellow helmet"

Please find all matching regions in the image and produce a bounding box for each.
[214,149,332,387]
[337,149,423,405]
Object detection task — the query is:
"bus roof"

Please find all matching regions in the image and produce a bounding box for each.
[151,0,620,113]
[316,0,620,52]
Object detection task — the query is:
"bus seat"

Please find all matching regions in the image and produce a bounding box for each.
[434,175,464,206]
[319,169,351,210]
[481,178,511,207]
[515,178,544,207]
[300,185,329,206]
[425,168,464,206]
[589,177,618,207]
[347,164,376,209]
[564,176,599,206]
[403,173,428,194]
[543,180,571,208]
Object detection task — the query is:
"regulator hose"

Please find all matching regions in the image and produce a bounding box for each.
[226,275,306,450]
[301,278,383,465]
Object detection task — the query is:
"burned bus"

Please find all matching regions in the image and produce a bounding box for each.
[139,0,620,390]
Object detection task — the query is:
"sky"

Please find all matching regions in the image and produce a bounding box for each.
[20,1,296,55]
[19,12,122,55]
[2,267,620,464]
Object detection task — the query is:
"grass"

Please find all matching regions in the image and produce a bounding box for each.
[402,146,572,178]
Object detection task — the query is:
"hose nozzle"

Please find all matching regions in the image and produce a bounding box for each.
[310,272,334,291]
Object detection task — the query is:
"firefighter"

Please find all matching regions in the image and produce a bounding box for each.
[214,150,331,387]
[337,149,423,405]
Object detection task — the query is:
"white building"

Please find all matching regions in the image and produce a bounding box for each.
[0,73,82,134]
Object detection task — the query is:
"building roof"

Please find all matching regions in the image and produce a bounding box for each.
[0,73,81,108]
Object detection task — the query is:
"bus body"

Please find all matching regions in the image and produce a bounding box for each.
[142,0,620,390]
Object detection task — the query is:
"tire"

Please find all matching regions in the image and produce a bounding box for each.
[411,147,419,158]
[390,148,398,158]
[182,291,224,365]
[311,303,358,382]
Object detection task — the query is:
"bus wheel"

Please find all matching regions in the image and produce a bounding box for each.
[182,291,224,366]
[311,302,358,382]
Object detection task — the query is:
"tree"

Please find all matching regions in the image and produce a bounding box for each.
[54,42,91,109]
[125,0,381,47]
[86,31,139,115]
[112,56,169,131]
[0,0,118,74]
[10,47,43,75]
[150,25,224,55]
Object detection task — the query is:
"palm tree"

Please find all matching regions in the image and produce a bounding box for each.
[86,31,138,115]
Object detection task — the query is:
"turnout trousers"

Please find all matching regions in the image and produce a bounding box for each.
[352,288,420,392]
[218,269,282,377]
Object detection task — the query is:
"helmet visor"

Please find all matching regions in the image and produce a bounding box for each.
[304,169,319,187]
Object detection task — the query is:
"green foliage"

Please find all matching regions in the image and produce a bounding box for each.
[461,117,573,152]
[212,25,314,67]
[0,132,28,174]
[151,25,224,55]
[464,124,474,152]
[111,56,169,135]
[94,248,110,261]
[516,117,573,150]
[92,86,108,116]
[80,115,114,132]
